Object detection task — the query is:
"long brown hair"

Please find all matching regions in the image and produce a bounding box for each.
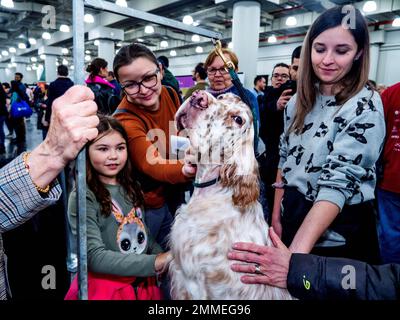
[86,115,144,216]
[291,5,370,134]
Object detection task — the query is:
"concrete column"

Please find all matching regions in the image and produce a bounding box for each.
[369,44,380,82]
[88,26,124,69]
[44,55,58,82]
[0,66,7,83]
[232,1,261,89]
[98,40,115,69]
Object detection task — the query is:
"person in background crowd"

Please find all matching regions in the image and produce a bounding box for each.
[9,80,29,147]
[251,75,266,100]
[1,83,13,139]
[0,84,7,154]
[377,84,387,96]
[367,79,377,91]
[157,55,181,102]
[42,65,74,138]
[183,62,209,100]
[0,85,99,300]
[376,81,400,264]
[289,46,302,82]
[86,58,120,114]
[66,115,171,300]
[106,71,122,98]
[269,5,384,264]
[113,43,195,251]
[259,62,293,222]
[228,227,400,300]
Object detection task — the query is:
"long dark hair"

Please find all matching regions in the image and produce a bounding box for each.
[291,5,370,134]
[86,115,144,217]
[113,43,159,82]
[86,57,108,80]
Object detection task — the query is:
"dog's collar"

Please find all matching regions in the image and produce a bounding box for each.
[193,177,220,188]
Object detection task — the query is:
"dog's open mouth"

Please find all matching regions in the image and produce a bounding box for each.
[176,113,187,131]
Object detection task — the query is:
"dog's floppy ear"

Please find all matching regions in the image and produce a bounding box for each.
[220,127,259,211]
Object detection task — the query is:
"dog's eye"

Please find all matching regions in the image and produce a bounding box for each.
[232,115,243,125]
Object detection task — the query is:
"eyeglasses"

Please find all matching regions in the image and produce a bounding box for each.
[272,73,290,80]
[121,69,160,95]
[207,67,229,76]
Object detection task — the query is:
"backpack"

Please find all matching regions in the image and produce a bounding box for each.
[88,83,121,114]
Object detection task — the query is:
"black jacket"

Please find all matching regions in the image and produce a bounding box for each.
[288,253,400,300]
[45,77,74,122]
[0,85,7,117]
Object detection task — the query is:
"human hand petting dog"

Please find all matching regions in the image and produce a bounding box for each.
[155,251,173,274]
[228,227,292,289]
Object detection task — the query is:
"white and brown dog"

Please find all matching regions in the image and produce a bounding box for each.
[169,91,293,300]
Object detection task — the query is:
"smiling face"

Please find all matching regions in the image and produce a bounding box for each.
[311,25,359,95]
[88,130,128,185]
[117,57,163,111]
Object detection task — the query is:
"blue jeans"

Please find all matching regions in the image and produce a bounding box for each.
[377,187,400,264]
[144,204,173,251]
[0,115,6,147]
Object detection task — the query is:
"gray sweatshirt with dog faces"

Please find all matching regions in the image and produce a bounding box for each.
[278,86,385,210]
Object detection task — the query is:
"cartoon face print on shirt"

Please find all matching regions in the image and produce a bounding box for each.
[112,200,147,255]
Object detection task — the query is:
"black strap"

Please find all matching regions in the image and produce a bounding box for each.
[193,177,220,188]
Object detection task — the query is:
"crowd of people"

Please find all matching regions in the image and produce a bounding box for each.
[0,4,399,300]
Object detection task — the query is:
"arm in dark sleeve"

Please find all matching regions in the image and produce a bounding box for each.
[287,253,400,300]
[45,83,56,122]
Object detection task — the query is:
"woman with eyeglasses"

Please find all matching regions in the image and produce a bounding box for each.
[113,43,195,252]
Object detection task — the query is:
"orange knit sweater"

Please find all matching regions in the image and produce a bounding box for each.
[114,86,188,208]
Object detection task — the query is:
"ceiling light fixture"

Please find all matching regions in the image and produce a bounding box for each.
[1,50,9,56]
[285,16,297,26]
[144,25,154,34]
[228,42,233,49]
[160,40,169,48]
[18,43,26,49]
[9,47,16,53]
[85,55,91,62]
[84,14,94,23]
[40,54,46,60]
[170,50,177,57]
[60,24,70,33]
[393,17,400,27]
[116,0,128,7]
[183,15,194,25]
[62,48,69,54]
[85,50,91,54]
[94,40,100,46]
[1,0,14,9]
[62,58,68,66]
[28,38,37,45]
[268,35,277,43]
[195,46,203,53]
[26,66,32,71]
[191,34,200,42]
[42,32,51,40]
[362,1,377,13]
[30,57,37,62]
